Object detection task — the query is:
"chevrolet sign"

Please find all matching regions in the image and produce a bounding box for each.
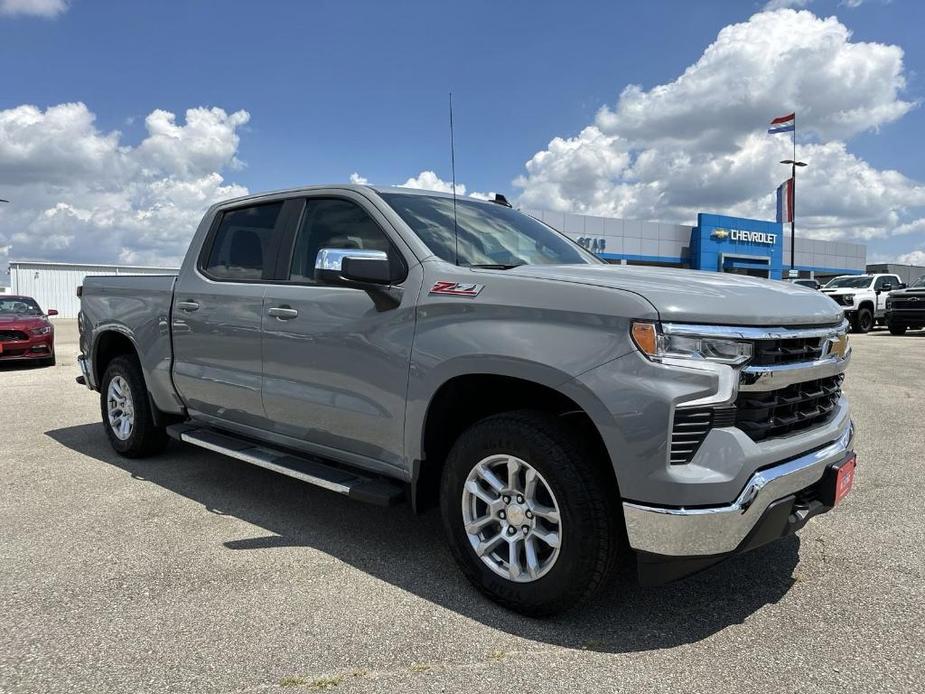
[712,228,777,245]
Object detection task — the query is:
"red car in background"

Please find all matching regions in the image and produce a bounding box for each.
[0,295,58,367]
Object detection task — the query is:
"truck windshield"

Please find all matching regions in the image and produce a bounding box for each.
[380,193,600,267]
[0,297,43,315]
[824,276,872,289]
[909,275,925,288]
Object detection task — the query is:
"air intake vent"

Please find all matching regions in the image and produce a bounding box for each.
[670,408,713,465]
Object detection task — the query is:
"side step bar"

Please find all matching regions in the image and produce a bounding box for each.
[166,423,404,506]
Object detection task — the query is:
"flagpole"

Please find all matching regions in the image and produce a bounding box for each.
[791,113,796,275]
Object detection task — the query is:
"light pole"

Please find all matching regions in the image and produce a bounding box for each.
[780,159,806,277]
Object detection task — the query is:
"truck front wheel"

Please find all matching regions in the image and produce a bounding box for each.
[100,355,168,458]
[439,410,621,616]
[888,324,907,336]
[852,307,874,333]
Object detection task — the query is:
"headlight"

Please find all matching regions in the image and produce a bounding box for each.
[30,325,52,336]
[843,294,854,304]
[631,322,752,365]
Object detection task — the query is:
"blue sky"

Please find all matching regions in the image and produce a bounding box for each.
[2,0,925,269]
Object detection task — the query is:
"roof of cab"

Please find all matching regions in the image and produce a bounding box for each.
[211,183,491,209]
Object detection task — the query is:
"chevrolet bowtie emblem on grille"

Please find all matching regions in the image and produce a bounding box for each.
[711,228,730,239]
[910,297,921,302]
[429,281,484,297]
[823,334,850,359]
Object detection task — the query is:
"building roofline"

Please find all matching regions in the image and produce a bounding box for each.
[8,260,179,270]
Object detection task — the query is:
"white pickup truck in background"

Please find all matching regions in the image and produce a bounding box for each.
[821,273,905,333]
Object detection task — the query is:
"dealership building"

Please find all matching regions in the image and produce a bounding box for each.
[522,208,867,280]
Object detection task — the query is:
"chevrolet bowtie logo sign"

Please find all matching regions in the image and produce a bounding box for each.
[711,228,730,239]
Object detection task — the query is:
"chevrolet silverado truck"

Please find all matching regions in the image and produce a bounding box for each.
[77,185,857,615]
[821,273,904,333]
[885,274,925,335]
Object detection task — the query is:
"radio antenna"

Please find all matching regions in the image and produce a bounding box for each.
[449,92,459,265]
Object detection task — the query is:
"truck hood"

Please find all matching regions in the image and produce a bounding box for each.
[505,264,844,326]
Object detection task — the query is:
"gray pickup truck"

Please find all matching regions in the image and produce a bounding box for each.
[77,185,857,615]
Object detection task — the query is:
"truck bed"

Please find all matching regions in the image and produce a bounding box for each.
[79,274,180,414]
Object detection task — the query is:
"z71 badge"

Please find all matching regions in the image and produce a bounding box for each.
[429,281,484,297]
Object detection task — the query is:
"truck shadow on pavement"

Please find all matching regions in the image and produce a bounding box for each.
[46,423,800,654]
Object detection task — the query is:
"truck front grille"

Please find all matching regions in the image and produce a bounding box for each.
[891,296,925,310]
[735,374,843,442]
[750,336,826,366]
[0,330,29,342]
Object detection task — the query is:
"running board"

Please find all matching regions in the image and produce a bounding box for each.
[166,424,404,506]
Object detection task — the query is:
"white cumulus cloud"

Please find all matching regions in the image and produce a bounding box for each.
[0,0,68,18]
[514,9,925,259]
[0,102,249,270]
[399,170,492,200]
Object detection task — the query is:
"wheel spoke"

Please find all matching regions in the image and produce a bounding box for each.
[476,464,506,494]
[508,538,523,580]
[464,515,495,535]
[475,532,505,557]
[533,528,560,549]
[506,457,521,491]
[524,467,538,502]
[531,504,560,524]
[465,480,498,506]
[524,537,540,579]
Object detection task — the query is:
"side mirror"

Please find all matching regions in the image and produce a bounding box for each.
[47,309,59,317]
[897,282,907,289]
[315,248,392,286]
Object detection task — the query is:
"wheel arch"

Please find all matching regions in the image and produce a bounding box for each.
[411,366,619,512]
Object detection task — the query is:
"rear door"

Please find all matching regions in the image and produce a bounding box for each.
[260,192,420,473]
[172,199,295,429]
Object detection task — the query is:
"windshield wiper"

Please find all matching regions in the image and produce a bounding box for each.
[466,263,524,270]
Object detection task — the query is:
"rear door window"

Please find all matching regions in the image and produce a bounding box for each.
[202,202,284,281]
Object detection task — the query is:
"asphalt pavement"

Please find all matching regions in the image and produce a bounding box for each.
[1,320,922,693]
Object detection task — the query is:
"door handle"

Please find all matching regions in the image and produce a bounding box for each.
[268,306,299,320]
[176,300,200,312]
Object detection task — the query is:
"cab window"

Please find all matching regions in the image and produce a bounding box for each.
[202,202,284,281]
[288,198,404,283]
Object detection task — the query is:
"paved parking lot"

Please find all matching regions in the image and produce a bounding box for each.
[1,320,923,693]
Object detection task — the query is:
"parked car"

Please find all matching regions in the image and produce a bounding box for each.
[885,274,925,335]
[0,295,57,366]
[76,185,857,615]
[789,278,821,290]
[820,273,904,333]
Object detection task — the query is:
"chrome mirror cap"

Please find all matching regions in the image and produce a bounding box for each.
[315,248,388,272]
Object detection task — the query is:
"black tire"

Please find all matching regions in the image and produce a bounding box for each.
[888,324,907,336]
[853,307,874,333]
[439,410,622,616]
[100,355,168,458]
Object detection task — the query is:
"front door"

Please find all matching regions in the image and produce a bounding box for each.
[260,194,420,473]
[172,200,288,429]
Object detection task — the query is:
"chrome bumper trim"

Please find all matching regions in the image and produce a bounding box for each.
[622,421,855,557]
[77,355,94,390]
[739,349,851,392]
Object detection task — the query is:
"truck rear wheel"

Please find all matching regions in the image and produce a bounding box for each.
[888,324,907,336]
[100,355,168,458]
[439,410,621,616]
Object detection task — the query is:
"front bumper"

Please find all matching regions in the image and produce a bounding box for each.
[0,335,54,361]
[623,421,855,561]
[886,309,925,325]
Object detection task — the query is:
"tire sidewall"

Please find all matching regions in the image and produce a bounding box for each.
[440,414,615,614]
[855,307,873,333]
[100,356,162,457]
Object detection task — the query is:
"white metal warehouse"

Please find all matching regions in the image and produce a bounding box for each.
[7,261,178,318]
